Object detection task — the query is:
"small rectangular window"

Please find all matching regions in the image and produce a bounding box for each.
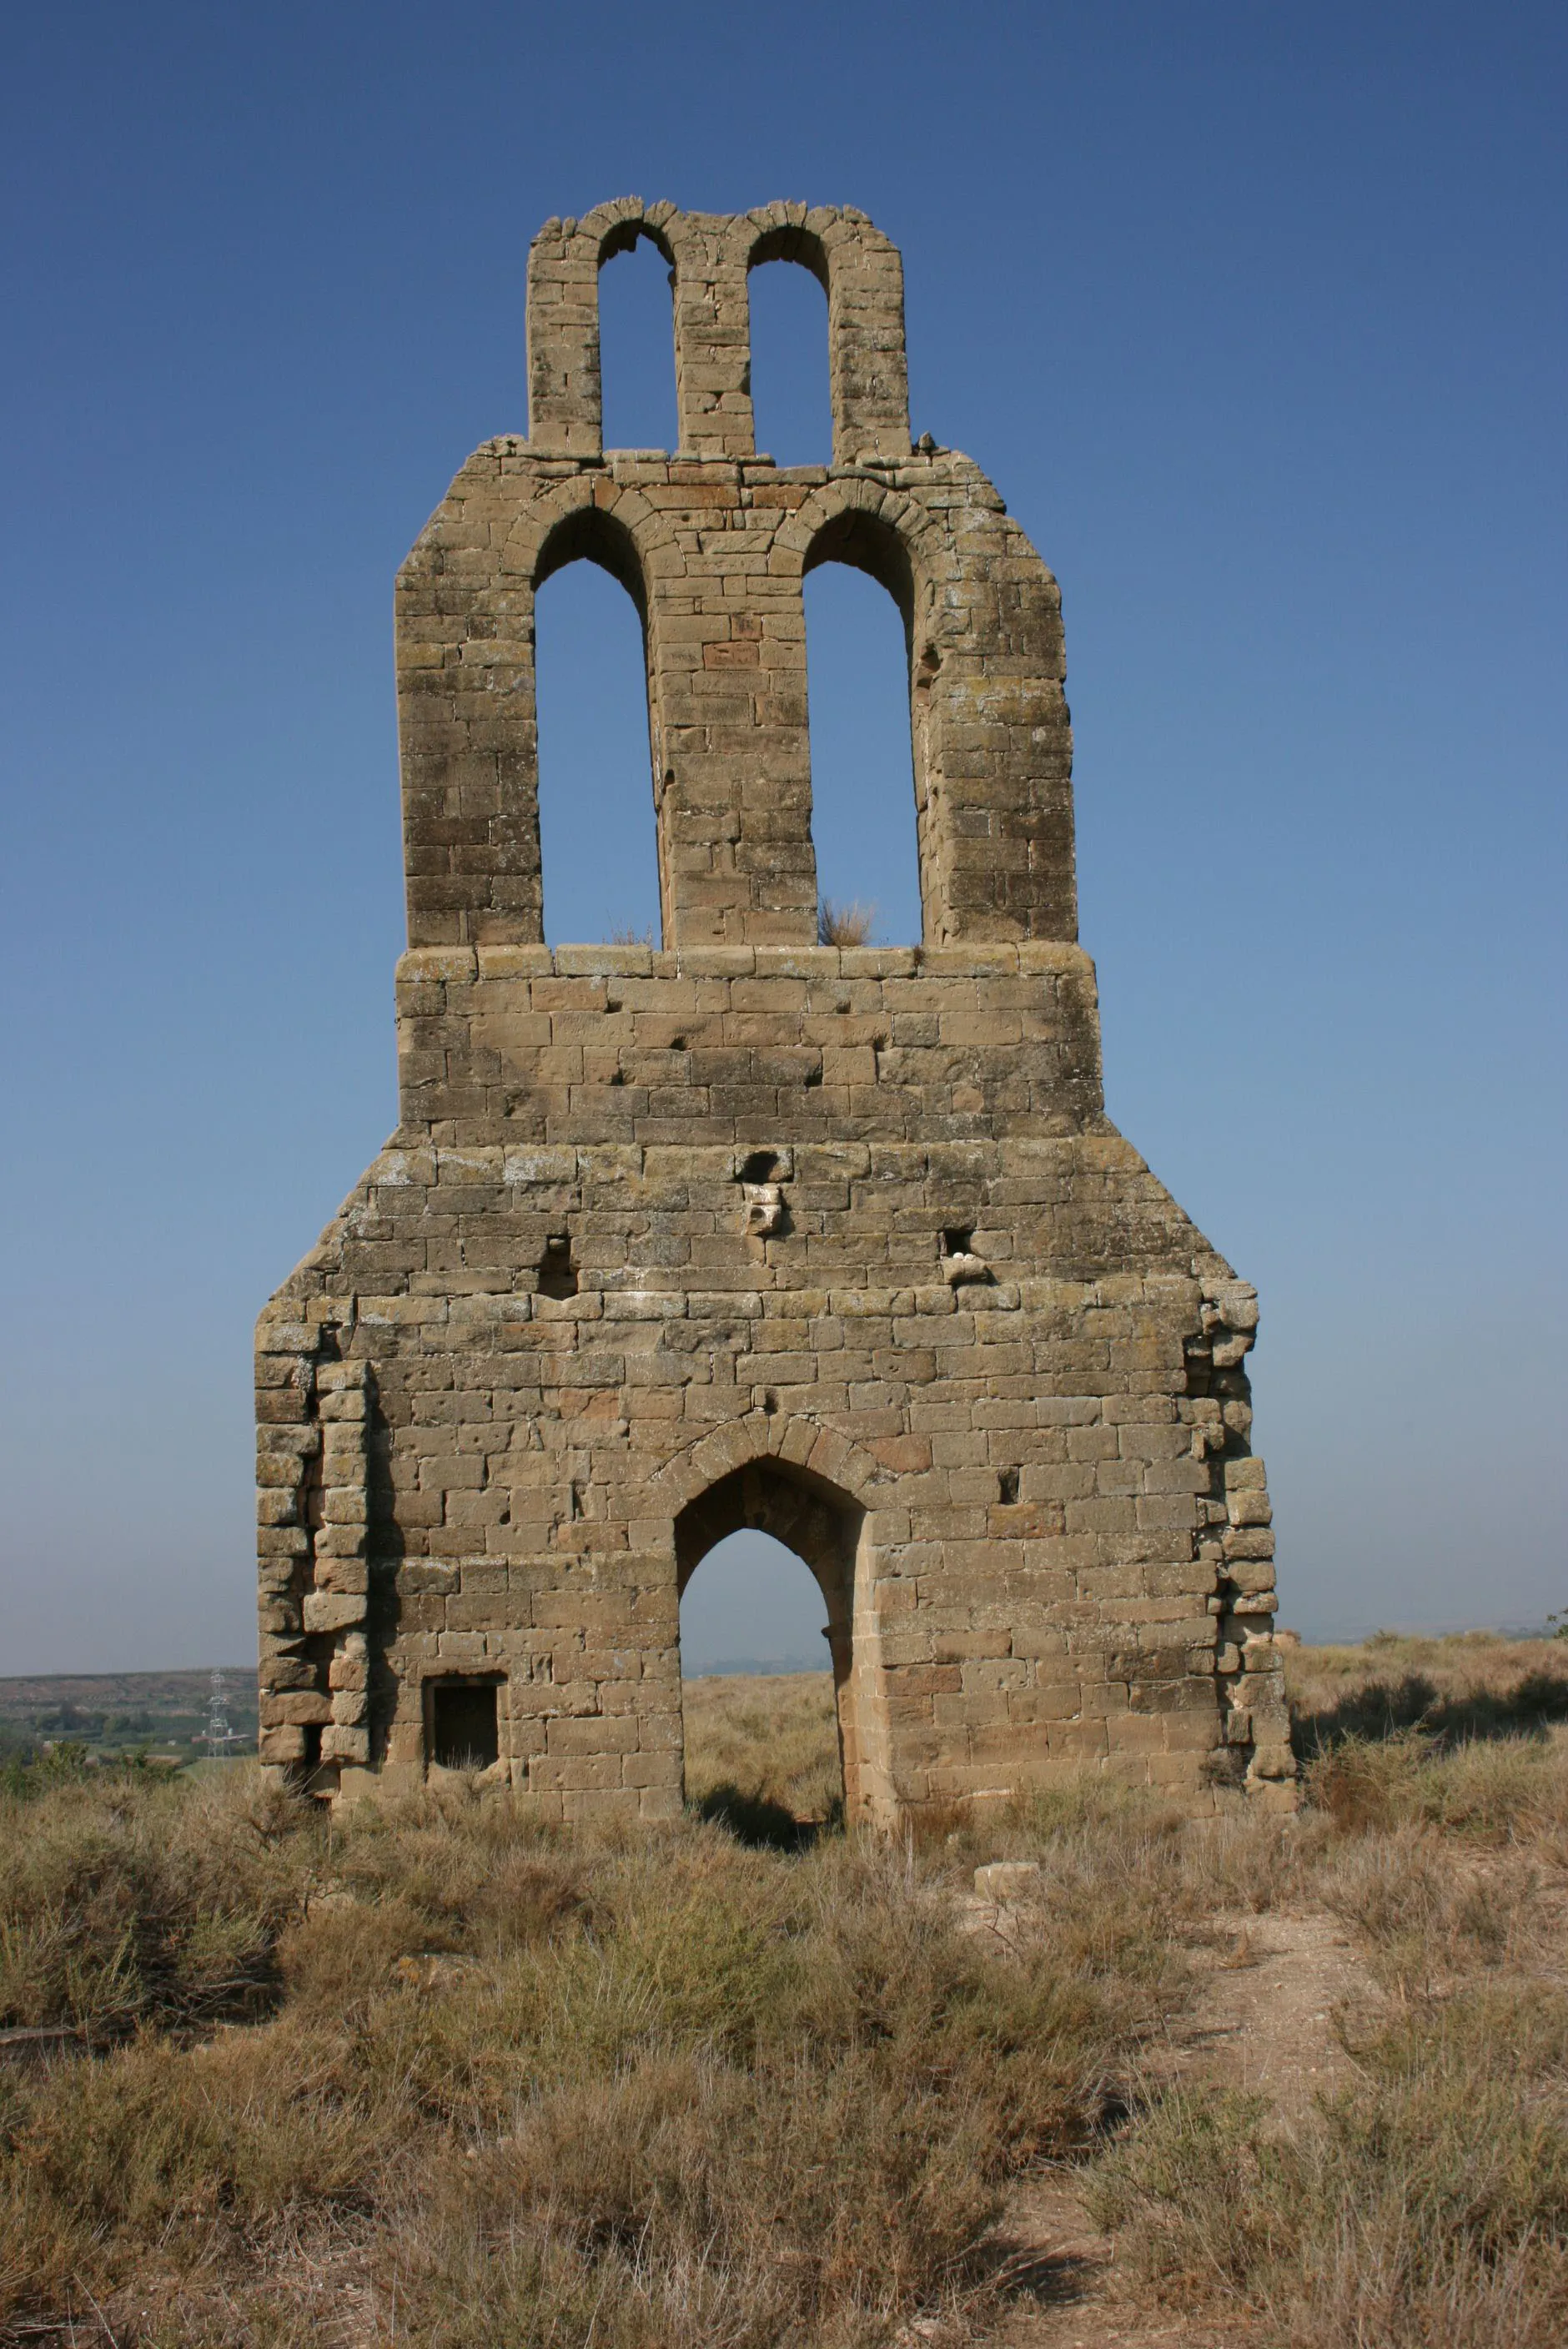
[429,1677,500,1770]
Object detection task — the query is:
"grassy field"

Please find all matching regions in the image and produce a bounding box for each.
[1,1632,1565,2346]
[681,1669,843,1836]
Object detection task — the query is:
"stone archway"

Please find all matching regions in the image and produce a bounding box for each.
[675,1459,887,1826]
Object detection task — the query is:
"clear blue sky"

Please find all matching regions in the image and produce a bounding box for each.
[2,1,1563,1673]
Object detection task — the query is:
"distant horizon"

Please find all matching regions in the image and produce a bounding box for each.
[3,1614,1565,1692]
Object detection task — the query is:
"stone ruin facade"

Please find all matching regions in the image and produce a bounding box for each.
[255,199,1294,1823]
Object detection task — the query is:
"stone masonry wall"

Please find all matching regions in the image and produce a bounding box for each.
[257,201,1293,1823]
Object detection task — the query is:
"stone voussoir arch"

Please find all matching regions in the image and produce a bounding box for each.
[496,475,683,598]
[774,476,951,627]
[728,202,902,297]
[646,1410,896,1532]
[574,195,685,269]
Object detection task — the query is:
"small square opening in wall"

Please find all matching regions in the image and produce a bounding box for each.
[536,1234,577,1300]
[429,1677,500,1770]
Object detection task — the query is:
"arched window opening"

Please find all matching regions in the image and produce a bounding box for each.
[535,533,661,946]
[679,1528,843,1842]
[746,248,831,467]
[598,226,677,452]
[802,525,923,945]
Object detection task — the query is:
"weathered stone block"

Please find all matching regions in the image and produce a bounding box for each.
[299,1588,366,1636]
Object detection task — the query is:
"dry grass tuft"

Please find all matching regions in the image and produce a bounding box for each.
[817,898,877,947]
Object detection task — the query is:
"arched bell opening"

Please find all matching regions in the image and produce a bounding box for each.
[801,506,930,947]
[745,234,832,467]
[596,219,679,454]
[533,504,666,946]
[674,1459,887,1829]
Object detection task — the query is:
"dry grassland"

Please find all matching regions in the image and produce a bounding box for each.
[2,1633,1566,2346]
[681,1670,842,1836]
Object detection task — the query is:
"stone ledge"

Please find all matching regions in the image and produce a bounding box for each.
[396,942,1096,987]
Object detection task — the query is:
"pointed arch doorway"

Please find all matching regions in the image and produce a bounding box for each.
[675,1459,890,1828]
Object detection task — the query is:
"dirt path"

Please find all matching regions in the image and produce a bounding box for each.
[1168,1907,1369,2130]
[975,1905,1373,2346]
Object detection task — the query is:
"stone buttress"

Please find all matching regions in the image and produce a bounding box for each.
[255,200,1294,1822]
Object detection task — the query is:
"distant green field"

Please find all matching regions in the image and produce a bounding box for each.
[0,1669,259,1763]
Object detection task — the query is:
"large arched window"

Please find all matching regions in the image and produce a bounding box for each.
[802,515,924,945]
[534,516,662,945]
[746,238,830,466]
[598,226,677,452]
